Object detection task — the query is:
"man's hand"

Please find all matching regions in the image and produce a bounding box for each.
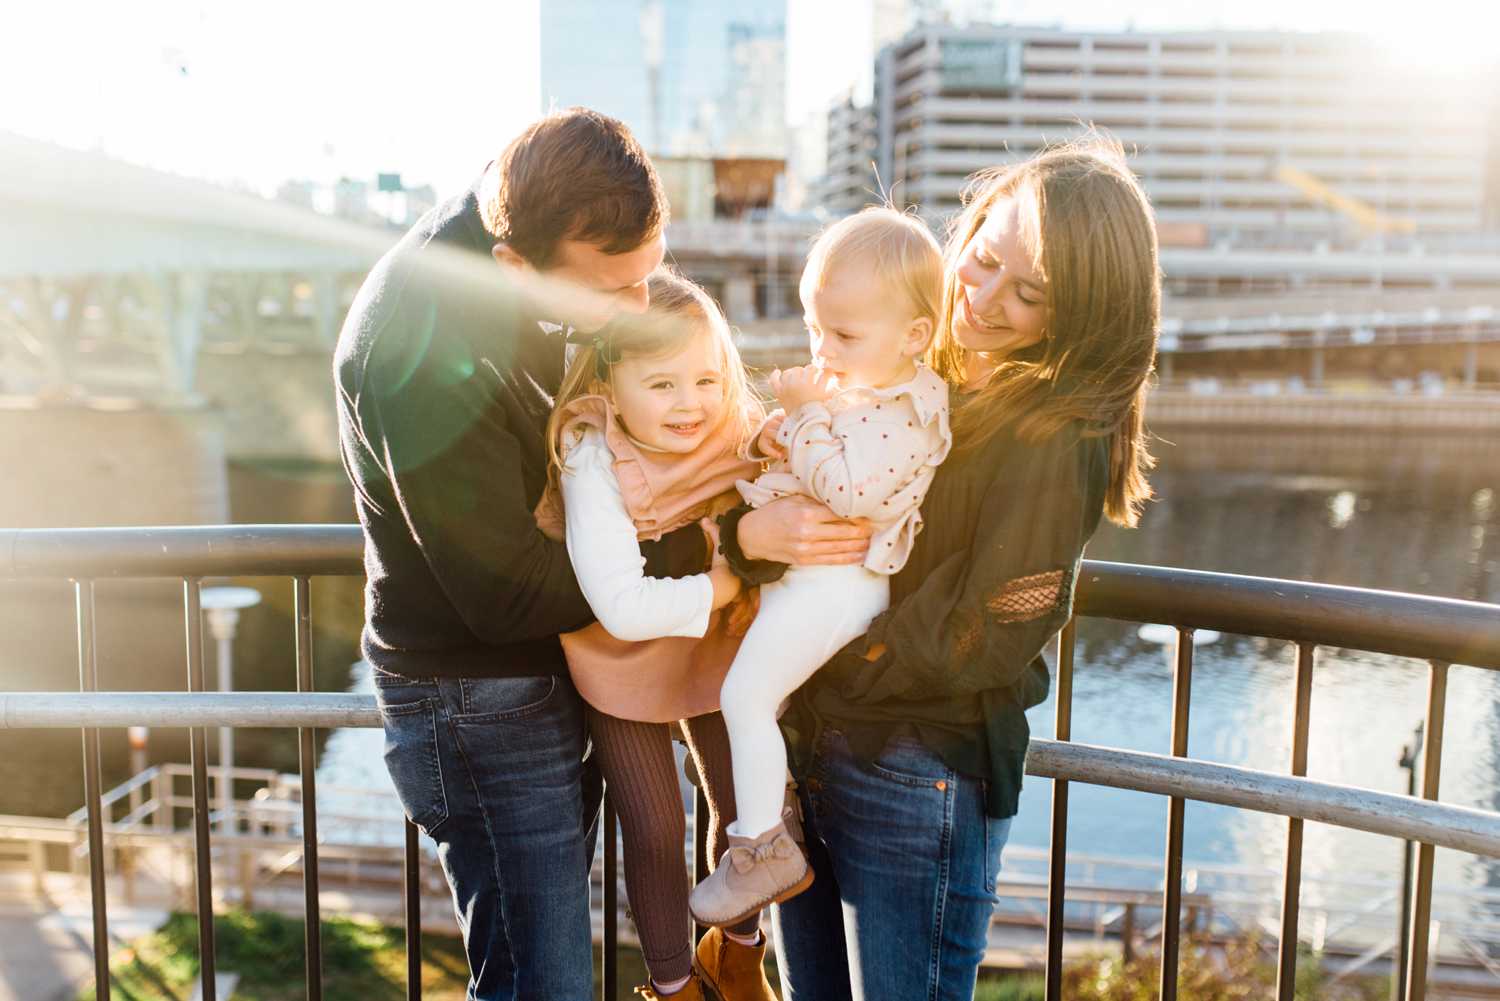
[737,495,872,566]
[770,364,839,415]
[754,413,787,460]
[723,586,760,637]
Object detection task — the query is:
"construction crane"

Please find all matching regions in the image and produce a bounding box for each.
[1273,163,1418,235]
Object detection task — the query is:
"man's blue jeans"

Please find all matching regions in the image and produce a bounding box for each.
[771,728,1012,1001]
[374,669,602,1001]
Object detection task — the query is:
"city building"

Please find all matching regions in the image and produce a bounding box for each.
[541,0,787,159]
[819,23,1499,243]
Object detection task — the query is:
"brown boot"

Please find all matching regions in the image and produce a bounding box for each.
[634,973,712,1000]
[694,925,778,1001]
[689,818,811,928]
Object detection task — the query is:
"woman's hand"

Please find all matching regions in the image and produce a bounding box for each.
[736,495,872,565]
[755,413,787,459]
[770,364,839,414]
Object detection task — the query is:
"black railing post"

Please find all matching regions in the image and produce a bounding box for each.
[602,792,618,1001]
[404,818,422,1001]
[76,580,111,1001]
[1159,628,1195,1001]
[1045,618,1076,1001]
[293,577,323,1000]
[1404,661,1448,1001]
[183,577,217,1000]
[1276,642,1316,1000]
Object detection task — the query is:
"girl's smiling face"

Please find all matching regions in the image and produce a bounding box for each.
[607,326,726,453]
[952,195,1050,360]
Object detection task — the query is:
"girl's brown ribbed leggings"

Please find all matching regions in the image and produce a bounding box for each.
[586,707,762,985]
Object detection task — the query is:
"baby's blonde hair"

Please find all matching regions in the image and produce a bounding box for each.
[800,206,945,339]
[546,268,762,488]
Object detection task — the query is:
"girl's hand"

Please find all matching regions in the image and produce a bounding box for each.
[708,562,743,610]
[755,413,787,459]
[770,364,839,414]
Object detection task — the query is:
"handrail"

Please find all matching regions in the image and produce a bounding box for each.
[5,523,1498,1001]
[4,526,1498,668]
[1076,561,1500,670]
[7,692,1500,860]
[1,525,363,578]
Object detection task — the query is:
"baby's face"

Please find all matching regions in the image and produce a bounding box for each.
[608,327,726,454]
[802,262,927,391]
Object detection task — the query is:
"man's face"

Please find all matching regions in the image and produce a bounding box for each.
[538,232,666,334]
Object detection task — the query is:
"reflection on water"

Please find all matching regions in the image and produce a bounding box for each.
[1008,427,1499,918]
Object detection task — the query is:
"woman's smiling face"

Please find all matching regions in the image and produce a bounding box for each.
[951,195,1049,360]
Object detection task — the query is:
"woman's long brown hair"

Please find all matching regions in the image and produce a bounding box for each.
[928,134,1160,527]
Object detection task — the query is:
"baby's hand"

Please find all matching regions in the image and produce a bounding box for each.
[770,364,839,414]
[755,413,787,459]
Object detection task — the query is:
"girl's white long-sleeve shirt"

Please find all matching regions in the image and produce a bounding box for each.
[559,425,714,643]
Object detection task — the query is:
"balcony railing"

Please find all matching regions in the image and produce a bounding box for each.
[2,524,1499,1001]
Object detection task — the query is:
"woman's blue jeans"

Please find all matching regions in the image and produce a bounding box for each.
[772,728,1012,1001]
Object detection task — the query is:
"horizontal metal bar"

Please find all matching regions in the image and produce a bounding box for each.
[1025,740,1500,859]
[0,692,380,729]
[1075,561,1500,670]
[9,692,1500,858]
[4,526,1495,669]
[1,525,363,579]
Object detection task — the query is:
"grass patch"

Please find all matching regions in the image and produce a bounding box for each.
[78,910,650,1000]
[975,973,1045,1000]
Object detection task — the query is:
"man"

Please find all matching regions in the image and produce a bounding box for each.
[335,107,868,999]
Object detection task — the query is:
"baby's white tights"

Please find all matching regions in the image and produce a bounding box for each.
[719,562,889,838]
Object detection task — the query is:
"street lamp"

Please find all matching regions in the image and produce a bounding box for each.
[1395,721,1424,1001]
[201,586,261,831]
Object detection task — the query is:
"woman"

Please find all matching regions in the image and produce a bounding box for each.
[752,135,1160,999]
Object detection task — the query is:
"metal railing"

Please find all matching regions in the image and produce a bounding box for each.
[3,524,1499,1001]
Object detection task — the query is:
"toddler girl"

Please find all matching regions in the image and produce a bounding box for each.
[535,270,777,1001]
[689,207,950,927]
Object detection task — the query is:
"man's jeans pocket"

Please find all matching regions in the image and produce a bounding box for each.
[377,694,449,836]
[453,674,558,721]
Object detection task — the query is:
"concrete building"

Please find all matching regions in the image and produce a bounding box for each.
[820,23,1498,242]
[541,0,787,159]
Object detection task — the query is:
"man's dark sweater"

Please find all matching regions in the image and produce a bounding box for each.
[334,175,694,679]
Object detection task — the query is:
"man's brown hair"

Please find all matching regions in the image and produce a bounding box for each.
[481,107,668,269]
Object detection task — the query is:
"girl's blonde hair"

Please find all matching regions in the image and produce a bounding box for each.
[800,205,944,336]
[545,268,761,486]
[928,133,1160,528]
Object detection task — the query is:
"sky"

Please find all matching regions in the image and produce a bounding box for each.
[4,0,1496,202]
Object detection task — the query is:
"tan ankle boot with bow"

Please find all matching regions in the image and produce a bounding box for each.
[688,817,811,928]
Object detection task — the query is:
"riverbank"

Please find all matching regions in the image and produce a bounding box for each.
[1149,385,1500,431]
